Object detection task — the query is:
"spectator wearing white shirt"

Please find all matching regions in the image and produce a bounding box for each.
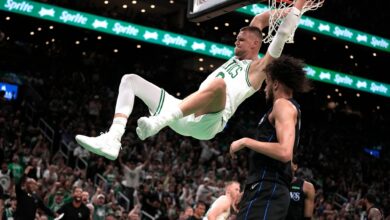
[199,141,221,164]
[0,162,13,192]
[119,156,149,210]
[195,177,219,206]
[73,144,91,159]
[179,182,195,208]
[43,165,58,185]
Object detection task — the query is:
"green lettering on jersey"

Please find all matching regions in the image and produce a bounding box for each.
[216,72,225,78]
[222,60,242,78]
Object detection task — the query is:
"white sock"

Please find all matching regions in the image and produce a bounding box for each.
[109,117,127,138]
[158,107,183,125]
[169,107,183,120]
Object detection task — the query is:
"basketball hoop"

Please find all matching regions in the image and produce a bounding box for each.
[276,0,293,4]
[263,0,324,44]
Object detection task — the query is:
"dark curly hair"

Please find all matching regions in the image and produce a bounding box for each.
[264,55,312,93]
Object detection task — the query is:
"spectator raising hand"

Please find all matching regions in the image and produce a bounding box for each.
[128,204,141,220]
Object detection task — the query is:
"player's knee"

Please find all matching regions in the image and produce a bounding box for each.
[211,78,226,93]
[121,73,140,85]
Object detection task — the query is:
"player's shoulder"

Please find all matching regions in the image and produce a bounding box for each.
[273,98,298,115]
[274,98,294,108]
[217,195,229,201]
[241,59,253,65]
[303,180,315,194]
[215,195,231,204]
[249,57,267,70]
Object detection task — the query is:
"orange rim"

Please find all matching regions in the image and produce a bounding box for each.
[275,0,293,4]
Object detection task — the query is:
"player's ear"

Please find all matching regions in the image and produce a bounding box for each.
[253,39,260,49]
[273,80,279,90]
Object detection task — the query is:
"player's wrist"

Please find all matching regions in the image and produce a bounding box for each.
[291,7,301,16]
[242,137,249,147]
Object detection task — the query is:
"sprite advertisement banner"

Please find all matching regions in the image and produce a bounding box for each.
[1,0,389,97]
[304,66,389,97]
[237,4,390,53]
[0,0,234,59]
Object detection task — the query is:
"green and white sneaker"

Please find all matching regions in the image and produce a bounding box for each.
[75,132,121,160]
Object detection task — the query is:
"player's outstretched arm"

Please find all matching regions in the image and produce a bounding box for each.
[250,8,294,31]
[250,10,271,31]
[230,99,297,162]
[262,0,306,63]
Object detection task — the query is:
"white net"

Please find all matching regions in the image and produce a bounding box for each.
[263,0,324,44]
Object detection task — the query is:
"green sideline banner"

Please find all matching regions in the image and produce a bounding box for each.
[237,4,390,53]
[304,66,389,97]
[1,0,389,97]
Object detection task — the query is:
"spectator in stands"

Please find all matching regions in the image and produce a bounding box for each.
[15,166,56,220]
[32,134,51,160]
[42,165,58,186]
[286,157,316,220]
[47,188,65,220]
[86,157,106,181]
[25,157,41,180]
[102,163,118,193]
[195,177,219,206]
[322,202,338,219]
[56,186,90,220]
[199,141,221,164]
[179,206,193,220]
[0,162,13,193]
[81,190,94,220]
[73,144,91,160]
[8,154,23,183]
[127,204,141,220]
[179,182,195,209]
[361,193,383,220]
[0,186,5,218]
[2,195,17,219]
[119,155,149,210]
[186,201,206,220]
[92,189,108,220]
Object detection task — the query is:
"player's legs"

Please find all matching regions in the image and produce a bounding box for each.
[76,74,163,160]
[136,78,227,140]
[180,78,227,116]
[111,73,163,132]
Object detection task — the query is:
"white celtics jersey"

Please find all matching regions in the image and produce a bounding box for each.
[199,57,257,122]
[203,195,231,220]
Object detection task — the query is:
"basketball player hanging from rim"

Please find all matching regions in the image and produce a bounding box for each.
[76,0,324,160]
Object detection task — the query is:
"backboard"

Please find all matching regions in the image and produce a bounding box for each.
[187,0,265,22]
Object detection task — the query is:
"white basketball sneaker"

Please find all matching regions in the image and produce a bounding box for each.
[75,132,121,160]
[136,116,166,140]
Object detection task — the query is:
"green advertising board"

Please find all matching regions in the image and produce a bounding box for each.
[237,4,390,53]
